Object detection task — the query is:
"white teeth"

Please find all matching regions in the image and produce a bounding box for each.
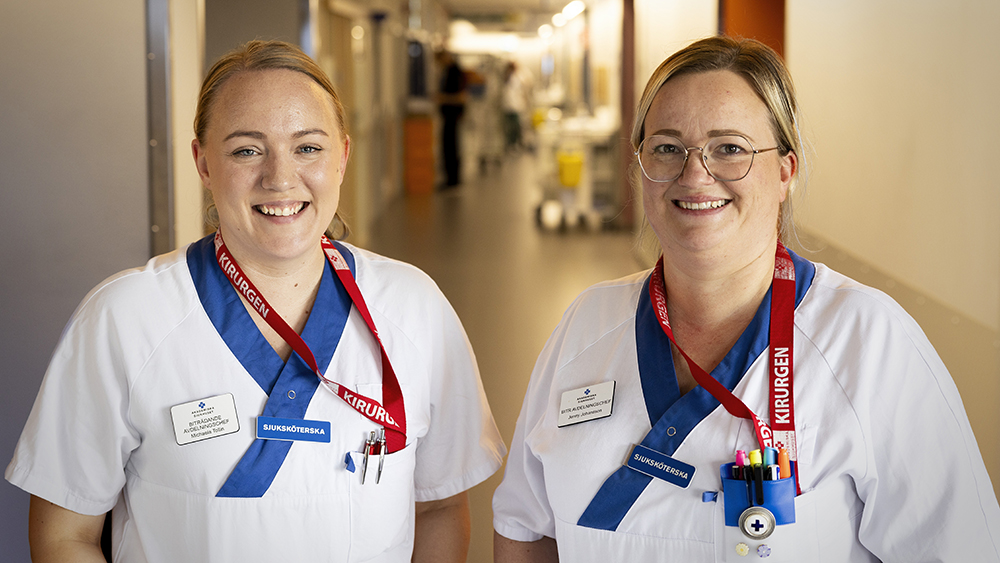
[257,203,305,216]
[677,200,729,210]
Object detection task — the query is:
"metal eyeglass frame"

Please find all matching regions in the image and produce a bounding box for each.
[634,134,781,182]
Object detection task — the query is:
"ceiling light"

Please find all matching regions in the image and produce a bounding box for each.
[562,0,586,21]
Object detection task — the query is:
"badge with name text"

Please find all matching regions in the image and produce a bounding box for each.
[557,381,615,427]
[170,393,240,446]
[624,444,696,488]
[256,416,331,443]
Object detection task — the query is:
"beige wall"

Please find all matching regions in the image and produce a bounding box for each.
[171,0,206,247]
[635,0,717,99]
[788,0,1000,332]
[786,0,1000,491]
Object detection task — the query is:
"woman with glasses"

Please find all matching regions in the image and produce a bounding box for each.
[492,36,1000,562]
[8,40,505,562]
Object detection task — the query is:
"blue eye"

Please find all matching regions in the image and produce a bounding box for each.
[232,148,258,157]
[299,145,321,154]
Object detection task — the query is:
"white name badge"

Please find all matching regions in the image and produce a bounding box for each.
[557,381,615,427]
[170,393,240,446]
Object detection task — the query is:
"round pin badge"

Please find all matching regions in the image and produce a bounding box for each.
[738,506,776,540]
[734,542,750,556]
[757,544,772,557]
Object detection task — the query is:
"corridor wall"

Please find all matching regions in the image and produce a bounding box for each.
[787,0,1000,491]
[0,1,151,561]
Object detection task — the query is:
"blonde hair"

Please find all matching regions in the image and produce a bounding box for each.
[631,36,804,243]
[196,40,350,240]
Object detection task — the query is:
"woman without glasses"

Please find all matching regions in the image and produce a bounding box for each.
[8,40,505,562]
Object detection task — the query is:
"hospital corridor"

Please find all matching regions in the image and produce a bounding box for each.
[2,0,1000,561]
[364,151,641,560]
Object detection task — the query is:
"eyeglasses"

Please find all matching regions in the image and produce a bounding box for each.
[635,134,781,182]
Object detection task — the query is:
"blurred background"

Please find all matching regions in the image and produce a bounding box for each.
[1,1,998,561]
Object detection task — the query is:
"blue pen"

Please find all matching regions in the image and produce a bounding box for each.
[764,447,778,467]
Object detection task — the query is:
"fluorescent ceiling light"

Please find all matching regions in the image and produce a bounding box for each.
[562,0,586,21]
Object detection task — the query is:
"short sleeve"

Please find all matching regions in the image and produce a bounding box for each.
[491,316,567,541]
[5,276,143,515]
[410,291,506,502]
[351,248,506,503]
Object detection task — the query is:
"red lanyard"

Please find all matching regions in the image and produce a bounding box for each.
[649,243,799,492]
[214,231,406,453]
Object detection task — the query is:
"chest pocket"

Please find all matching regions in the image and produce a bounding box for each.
[716,476,872,562]
[343,382,418,562]
[346,441,417,561]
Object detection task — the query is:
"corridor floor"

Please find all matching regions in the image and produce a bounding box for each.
[365,152,645,561]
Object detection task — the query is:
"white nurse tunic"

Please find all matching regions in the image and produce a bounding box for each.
[8,234,506,562]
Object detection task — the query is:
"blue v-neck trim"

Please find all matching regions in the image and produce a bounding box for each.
[187,235,356,395]
[577,250,815,531]
[186,234,357,497]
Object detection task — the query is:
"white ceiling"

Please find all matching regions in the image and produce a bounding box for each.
[439,0,561,15]
[437,0,569,32]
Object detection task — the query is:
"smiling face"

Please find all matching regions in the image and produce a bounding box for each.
[641,70,795,266]
[192,68,349,270]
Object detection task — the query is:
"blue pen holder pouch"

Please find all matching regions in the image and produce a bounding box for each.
[719,463,796,526]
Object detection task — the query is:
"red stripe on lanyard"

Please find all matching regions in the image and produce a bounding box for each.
[649,243,799,494]
[214,231,406,453]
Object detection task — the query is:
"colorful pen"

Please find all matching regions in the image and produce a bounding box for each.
[764,447,778,467]
[778,447,791,479]
[734,450,748,479]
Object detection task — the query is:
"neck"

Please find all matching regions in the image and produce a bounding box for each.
[660,240,777,385]
[224,238,327,361]
[662,243,776,329]
[224,236,327,303]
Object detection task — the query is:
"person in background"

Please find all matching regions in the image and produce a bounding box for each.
[436,50,467,188]
[501,62,526,152]
[492,35,1000,561]
[8,40,505,563]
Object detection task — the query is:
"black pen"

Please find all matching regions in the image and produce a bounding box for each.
[744,457,754,505]
[754,463,765,505]
[749,449,764,505]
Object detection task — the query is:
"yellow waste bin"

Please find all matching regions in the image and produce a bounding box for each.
[556,150,583,188]
[531,108,546,129]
